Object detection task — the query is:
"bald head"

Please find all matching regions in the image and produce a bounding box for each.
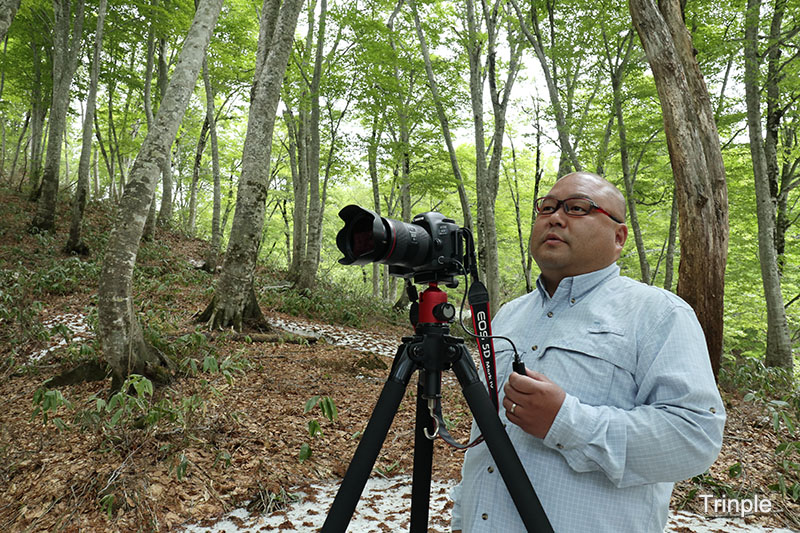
[531,171,629,294]
[556,172,626,223]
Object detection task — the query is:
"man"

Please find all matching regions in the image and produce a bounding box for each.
[451,172,725,532]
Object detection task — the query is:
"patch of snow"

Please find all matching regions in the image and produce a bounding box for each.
[181,476,454,533]
[29,312,92,361]
[269,316,401,359]
[181,476,797,532]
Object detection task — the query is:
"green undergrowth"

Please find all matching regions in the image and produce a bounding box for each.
[254,268,408,330]
[710,354,800,506]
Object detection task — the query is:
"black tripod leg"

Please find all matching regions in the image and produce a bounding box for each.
[321,349,417,533]
[410,374,434,532]
[451,347,554,533]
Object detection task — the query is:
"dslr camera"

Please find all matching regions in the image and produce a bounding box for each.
[335,205,467,287]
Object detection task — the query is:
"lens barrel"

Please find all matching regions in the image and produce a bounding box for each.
[336,205,432,268]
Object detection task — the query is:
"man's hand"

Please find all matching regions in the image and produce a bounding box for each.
[502,369,566,439]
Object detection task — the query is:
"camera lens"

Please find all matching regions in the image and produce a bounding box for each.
[336,205,431,268]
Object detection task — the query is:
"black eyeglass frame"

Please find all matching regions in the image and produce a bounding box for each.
[534,196,624,224]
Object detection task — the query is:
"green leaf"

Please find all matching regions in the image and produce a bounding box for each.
[308,419,322,438]
[53,417,69,432]
[319,397,338,422]
[298,443,312,463]
[134,377,153,398]
[100,494,115,518]
[203,355,219,373]
[304,396,320,414]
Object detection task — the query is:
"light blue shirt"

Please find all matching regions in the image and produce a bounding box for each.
[451,264,725,532]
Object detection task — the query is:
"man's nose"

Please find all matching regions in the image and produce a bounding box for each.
[547,205,569,225]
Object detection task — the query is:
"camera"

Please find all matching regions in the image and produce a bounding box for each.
[335,204,466,286]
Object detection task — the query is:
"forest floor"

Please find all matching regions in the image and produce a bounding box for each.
[0,189,799,532]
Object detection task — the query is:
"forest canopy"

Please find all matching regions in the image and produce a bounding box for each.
[0,0,797,374]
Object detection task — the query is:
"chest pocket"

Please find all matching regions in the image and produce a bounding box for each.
[535,327,635,407]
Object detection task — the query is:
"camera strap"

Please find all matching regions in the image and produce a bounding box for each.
[426,279,499,450]
[468,279,500,411]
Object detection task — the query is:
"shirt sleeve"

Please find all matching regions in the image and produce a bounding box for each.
[541,305,725,488]
[449,481,463,530]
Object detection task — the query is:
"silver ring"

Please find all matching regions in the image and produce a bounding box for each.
[510,402,517,415]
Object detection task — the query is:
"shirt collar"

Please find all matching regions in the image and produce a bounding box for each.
[535,263,620,305]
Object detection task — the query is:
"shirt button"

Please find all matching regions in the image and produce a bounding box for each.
[531,345,538,351]
[482,513,489,520]
[546,311,553,318]
[556,443,564,449]
[487,466,494,473]
[570,298,576,304]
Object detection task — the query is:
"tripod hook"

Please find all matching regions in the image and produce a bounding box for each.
[423,398,440,440]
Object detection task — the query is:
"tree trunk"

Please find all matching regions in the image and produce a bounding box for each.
[0,0,20,43]
[27,42,46,199]
[0,34,7,177]
[663,186,678,291]
[98,0,225,386]
[510,0,581,173]
[204,57,222,271]
[65,0,107,254]
[198,0,303,330]
[776,129,799,273]
[368,116,383,298]
[157,38,174,227]
[605,30,650,283]
[743,0,793,369]
[92,148,99,199]
[387,13,411,233]
[141,25,158,242]
[9,111,29,185]
[295,0,328,292]
[408,0,474,234]
[505,136,529,293]
[629,0,729,378]
[284,108,307,276]
[188,116,210,236]
[525,97,545,293]
[30,0,84,232]
[466,0,521,314]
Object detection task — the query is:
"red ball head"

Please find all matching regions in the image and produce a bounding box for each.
[418,283,449,324]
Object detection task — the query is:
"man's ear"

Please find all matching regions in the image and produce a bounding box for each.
[615,224,628,251]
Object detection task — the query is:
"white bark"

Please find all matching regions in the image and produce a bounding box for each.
[98,0,225,383]
[0,0,20,43]
[203,0,303,329]
[743,0,793,369]
[31,0,84,232]
[66,0,107,253]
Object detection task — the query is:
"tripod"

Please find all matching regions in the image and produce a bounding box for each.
[321,283,553,532]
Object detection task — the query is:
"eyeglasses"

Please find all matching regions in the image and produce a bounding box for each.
[534,196,623,224]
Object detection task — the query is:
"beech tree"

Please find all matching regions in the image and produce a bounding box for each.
[65,0,107,254]
[743,0,794,370]
[203,56,222,271]
[285,0,345,292]
[198,0,304,330]
[98,0,224,386]
[0,0,20,43]
[629,0,729,377]
[30,0,84,232]
[408,0,473,235]
[510,0,583,175]
[463,0,522,314]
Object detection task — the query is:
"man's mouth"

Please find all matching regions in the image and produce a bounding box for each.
[543,233,565,245]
